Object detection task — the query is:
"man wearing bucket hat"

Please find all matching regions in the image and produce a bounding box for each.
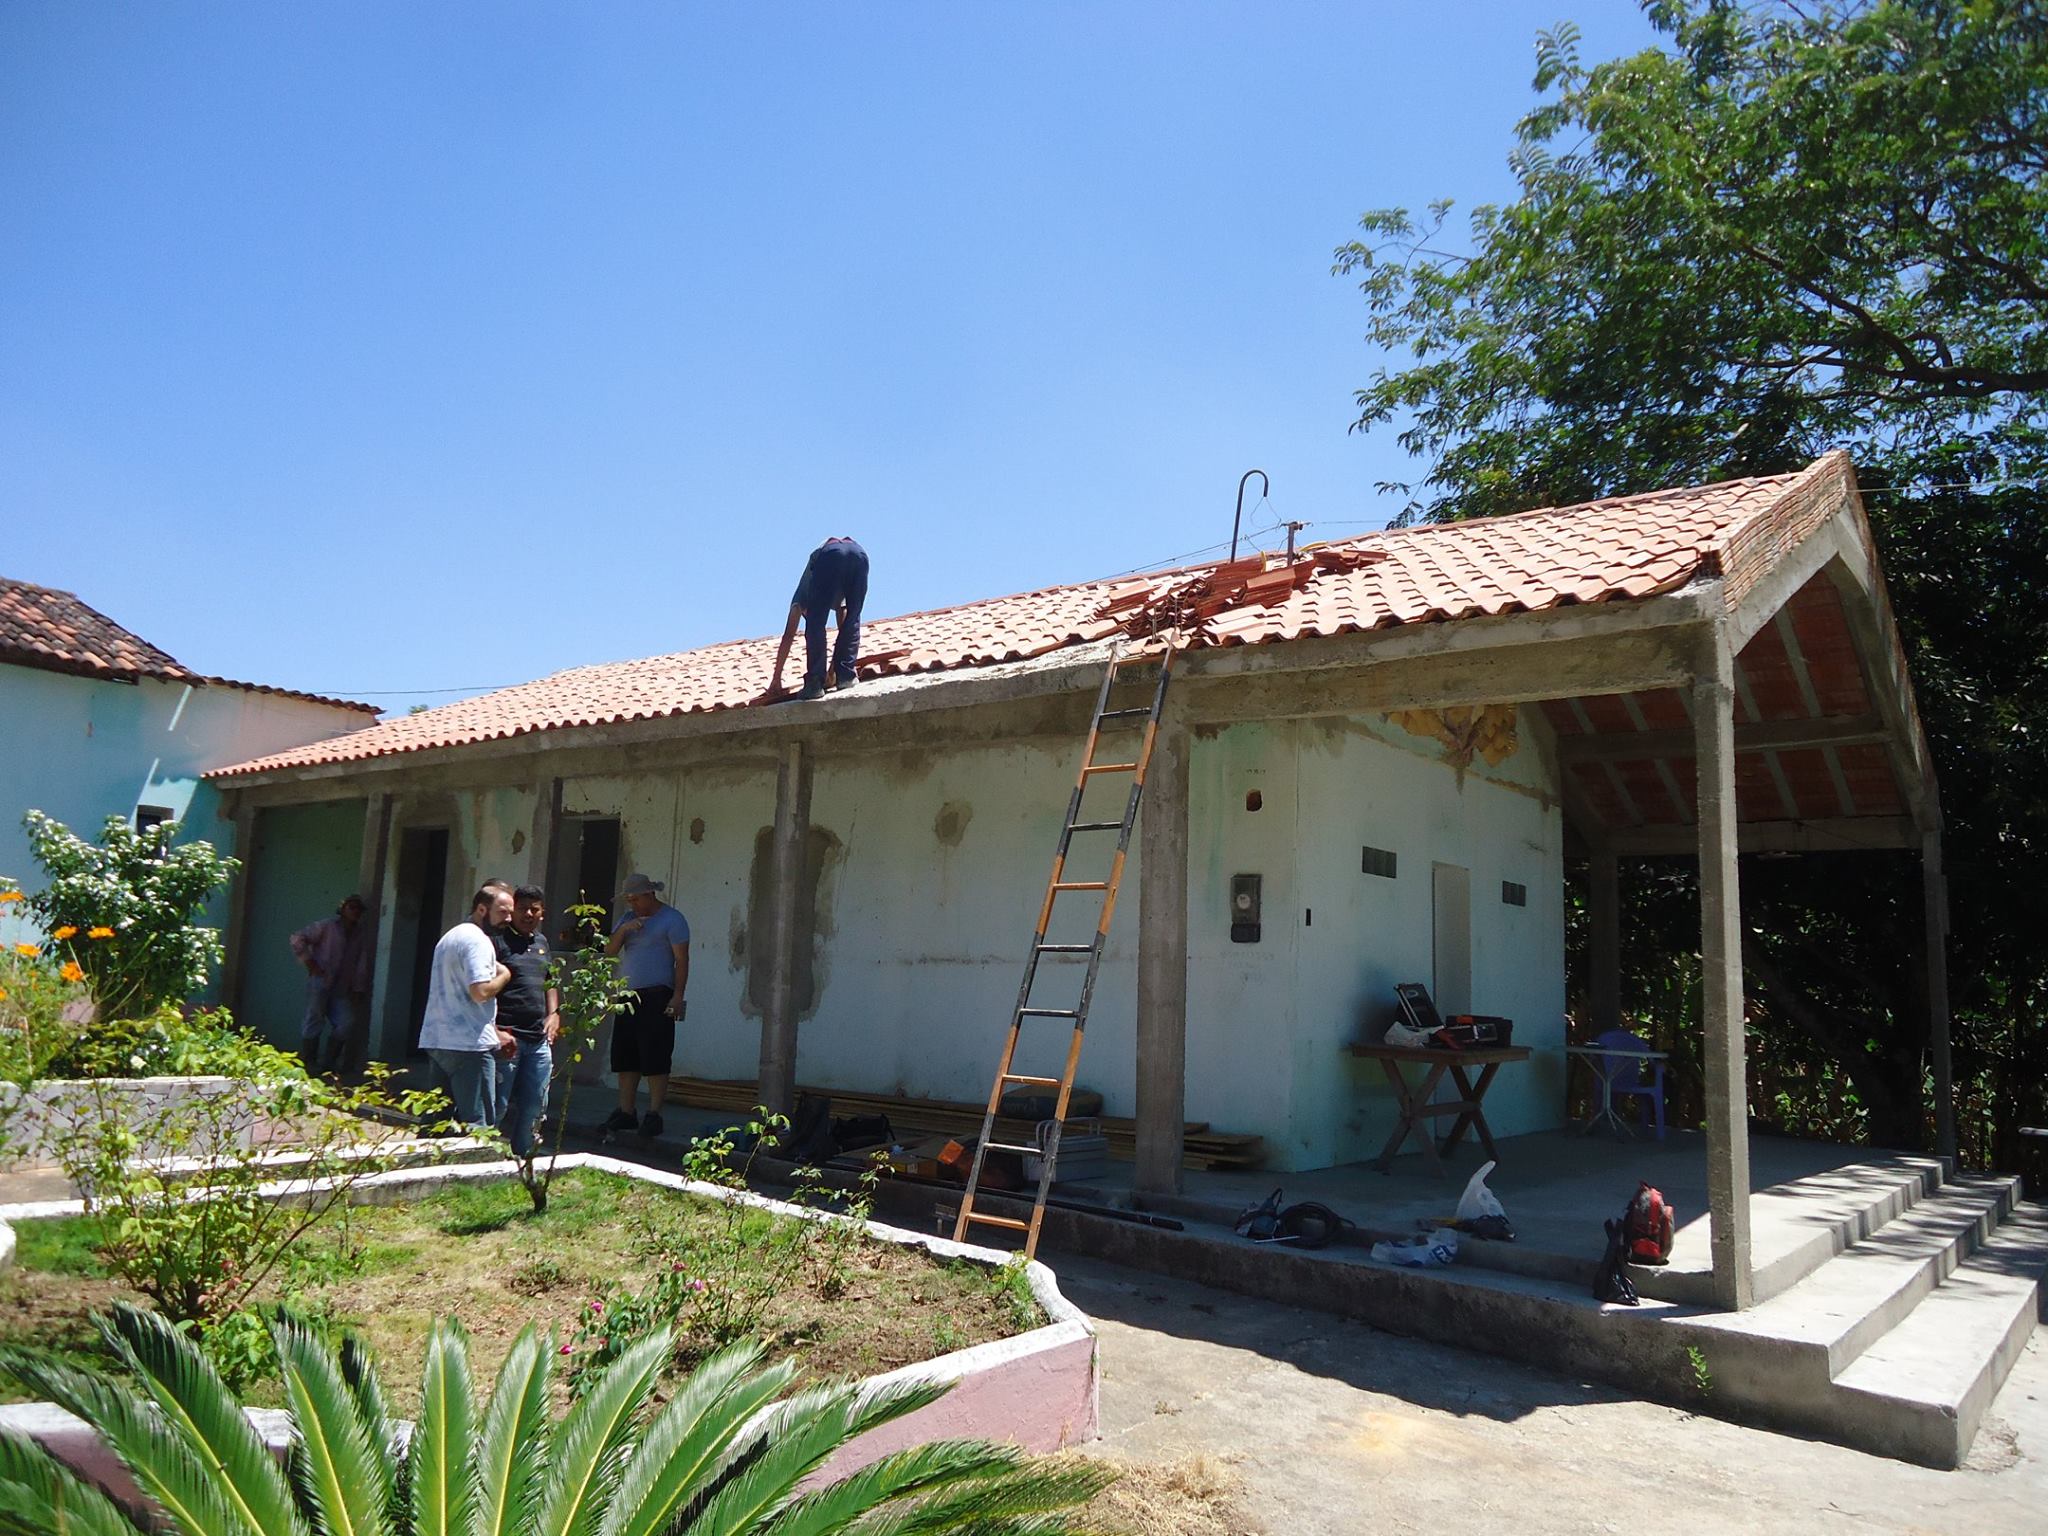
[599,872,691,1140]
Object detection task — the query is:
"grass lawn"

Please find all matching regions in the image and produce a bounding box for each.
[0,1169,1043,1410]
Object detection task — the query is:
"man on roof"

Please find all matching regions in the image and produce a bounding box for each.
[768,536,869,701]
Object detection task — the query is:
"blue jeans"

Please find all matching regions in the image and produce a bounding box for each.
[300,978,352,1073]
[427,1048,499,1130]
[497,1037,553,1155]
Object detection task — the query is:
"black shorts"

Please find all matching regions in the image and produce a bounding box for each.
[612,986,676,1076]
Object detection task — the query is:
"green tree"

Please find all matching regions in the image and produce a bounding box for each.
[1336,0,2048,1162]
[0,1305,1107,1536]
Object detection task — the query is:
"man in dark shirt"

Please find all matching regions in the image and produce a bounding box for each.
[495,884,560,1155]
[769,536,870,700]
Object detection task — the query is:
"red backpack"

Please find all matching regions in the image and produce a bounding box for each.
[1624,1183,1675,1266]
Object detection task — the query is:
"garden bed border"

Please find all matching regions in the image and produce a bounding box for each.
[0,1150,1099,1500]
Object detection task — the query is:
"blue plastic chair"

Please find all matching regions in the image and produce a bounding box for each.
[1588,1028,1666,1140]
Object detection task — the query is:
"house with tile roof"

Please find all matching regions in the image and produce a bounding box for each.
[207,450,1946,1314]
[0,577,378,954]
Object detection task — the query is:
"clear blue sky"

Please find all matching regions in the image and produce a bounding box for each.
[2,3,1660,709]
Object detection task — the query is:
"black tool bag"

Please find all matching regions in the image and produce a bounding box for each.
[1593,1216,1640,1305]
[830,1113,894,1153]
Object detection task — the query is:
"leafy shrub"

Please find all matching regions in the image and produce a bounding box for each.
[21,810,237,1017]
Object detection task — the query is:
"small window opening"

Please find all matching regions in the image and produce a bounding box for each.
[1361,846,1398,879]
[1502,880,1528,907]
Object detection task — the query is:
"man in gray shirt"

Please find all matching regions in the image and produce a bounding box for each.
[599,873,690,1140]
[419,881,516,1129]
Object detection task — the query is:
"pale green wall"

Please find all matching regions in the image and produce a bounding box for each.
[0,663,372,997]
[238,800,368,1048]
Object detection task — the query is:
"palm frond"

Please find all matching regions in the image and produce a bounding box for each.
[599,1339,793,1536]
[0,1429,142,1536]
[753,1439,1038,1536]
[0,1343,246,1536]
[534,1327,669,1536]
[407,1319,478,1536]
[269,1310,393,1536]
[472,1326,551,1536]
[95,1305,304,1536]
[684,1375,948,1536]
[337,1330,397,1521]
[842,1459,1114,1536]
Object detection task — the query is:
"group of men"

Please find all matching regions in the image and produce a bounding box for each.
[414,872,690,1150]
[287,535,864,1142]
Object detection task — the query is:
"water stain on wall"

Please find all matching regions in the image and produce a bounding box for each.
[741,823,845,1019]
[690,817,706,844]
[933,800,973,847]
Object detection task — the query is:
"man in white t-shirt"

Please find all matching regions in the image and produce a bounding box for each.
[419,881,517,1128]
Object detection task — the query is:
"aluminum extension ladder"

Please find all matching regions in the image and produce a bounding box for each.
[952,641,1178,1259]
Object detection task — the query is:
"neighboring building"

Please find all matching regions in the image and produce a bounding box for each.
[0,577,378,962]
[208,453,1943,1309]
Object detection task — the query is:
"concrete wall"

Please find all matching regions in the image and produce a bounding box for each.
[275,698,1567,1171]
[0,665,371,968]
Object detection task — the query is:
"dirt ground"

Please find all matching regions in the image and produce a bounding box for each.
[1055,1253,2047,1536]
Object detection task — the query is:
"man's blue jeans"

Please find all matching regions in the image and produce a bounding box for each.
[426,1048,499,1130]
[498,1037,553,1155]
[299,978,352,1073]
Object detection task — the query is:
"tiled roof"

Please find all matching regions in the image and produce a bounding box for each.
[0,577,194,683]
[0,576,378,713]
[210,456,1850,779]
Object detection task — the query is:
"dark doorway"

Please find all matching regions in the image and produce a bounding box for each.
[384,827,450,1059]
[549,816,621,946]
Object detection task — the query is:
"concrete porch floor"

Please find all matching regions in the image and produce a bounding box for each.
[1060,1127,1950,1306]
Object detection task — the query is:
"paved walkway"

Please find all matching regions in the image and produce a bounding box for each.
[1057,1253,2048,1535]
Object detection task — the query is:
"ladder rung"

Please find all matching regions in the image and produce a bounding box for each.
[983,1141,1040,1157]
[1098,707,1152,720]
[1018,1007,1080,1018]
[1082,762,1138,775]
[1066,821,1122,833]
[965,1212,1031,1232]
[1033,943,1094,953]
[1051,881,1109,892]
[1001,1073,1062,1086]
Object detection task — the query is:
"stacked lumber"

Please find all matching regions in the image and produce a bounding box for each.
[664,1077,1266,1171]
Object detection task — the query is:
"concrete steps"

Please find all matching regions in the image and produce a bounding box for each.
[1655,1171,2047,1466]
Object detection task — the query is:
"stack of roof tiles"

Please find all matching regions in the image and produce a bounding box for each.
[211,457,1843,778]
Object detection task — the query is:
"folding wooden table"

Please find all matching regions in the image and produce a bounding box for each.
[1348,1042,1533,1175]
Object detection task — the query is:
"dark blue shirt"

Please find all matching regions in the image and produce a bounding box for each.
[792,538,869,615]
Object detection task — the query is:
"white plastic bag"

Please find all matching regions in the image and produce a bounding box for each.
[1370,1226,1459,1267]
[1456,1159,1507,1224]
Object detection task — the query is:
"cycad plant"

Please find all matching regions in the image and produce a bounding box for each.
[0,1304,1105,1535]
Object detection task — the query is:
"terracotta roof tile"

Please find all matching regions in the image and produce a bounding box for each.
[0,576,377,713]
[211,456,1853,779]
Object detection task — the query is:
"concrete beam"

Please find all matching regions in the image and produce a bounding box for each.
[1608,816,1918,857]
[1924,830,1956,1164]
[757,740,810,1120]
[1695,632,1754,1311]
[1181,627,1696,724]
[1557,714,1888,764]
[1588,846,1620,1034]
[1134,701,1191,1196]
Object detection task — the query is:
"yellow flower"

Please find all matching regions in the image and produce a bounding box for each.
[12,944,38,958]
[52,925,77,941]
[88,926,114,940]
[0,890,22,904]
[58,961,83,984]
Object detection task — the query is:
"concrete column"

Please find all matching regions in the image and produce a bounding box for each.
[528,779,560,890]
[222,798,258,1019]
[1134,705,1191,1195]
[758,740,809,1120]
[1589,843,1621,1035]
[1923,829,1956,1164]
[1694,632,1754,1311]
[350,793,393,1074]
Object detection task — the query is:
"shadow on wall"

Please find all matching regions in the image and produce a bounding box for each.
[738,824,843,1019]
